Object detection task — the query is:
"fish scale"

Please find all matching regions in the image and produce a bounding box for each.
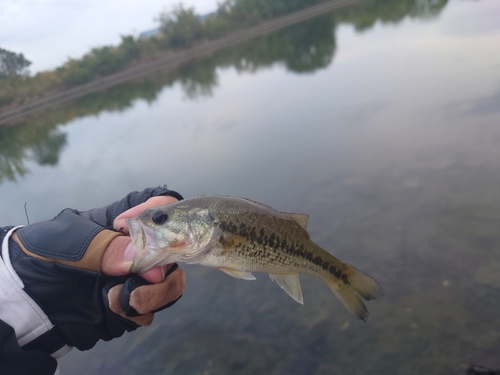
[127,195,383,321]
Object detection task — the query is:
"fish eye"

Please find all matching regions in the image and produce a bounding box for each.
[152,211,169,225]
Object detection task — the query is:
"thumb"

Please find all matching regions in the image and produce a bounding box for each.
[102,236,134,276]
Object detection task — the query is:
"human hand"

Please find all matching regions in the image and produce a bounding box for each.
[106,195,181,283]
[8,187,185,351]
[101,195,185,324]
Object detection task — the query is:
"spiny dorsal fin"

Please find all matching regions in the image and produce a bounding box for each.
[283,212,310,230]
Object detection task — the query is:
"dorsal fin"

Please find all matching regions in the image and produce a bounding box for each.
[283,212,310,230]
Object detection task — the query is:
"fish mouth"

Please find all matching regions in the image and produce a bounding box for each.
[126,218,144,249]
[126,218,160,273]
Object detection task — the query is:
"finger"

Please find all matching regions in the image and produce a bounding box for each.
[102,236,134,276]
[128,266,186,315]
[102,237,170,283]
[139,265,168,284]
[107,284,155,326]
[113,195,178,234]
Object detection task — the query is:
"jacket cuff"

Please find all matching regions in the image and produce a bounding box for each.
[0,319,59,375]
[0,227,71,359]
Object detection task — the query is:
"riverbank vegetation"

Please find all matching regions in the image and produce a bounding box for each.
[0,0,331,111]
[0,0,448,184]
[0,0,447,112]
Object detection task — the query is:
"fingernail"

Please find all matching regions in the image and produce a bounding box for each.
[161,265,166,280]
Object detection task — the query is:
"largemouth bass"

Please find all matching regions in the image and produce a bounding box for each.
[127,195,383,321]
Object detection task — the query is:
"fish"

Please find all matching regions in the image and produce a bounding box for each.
[126,195,383,321]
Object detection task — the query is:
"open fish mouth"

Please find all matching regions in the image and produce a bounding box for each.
[126,218,163,273]
[126,217,145,250]
[127,216,200,272]
[127,217,165,251]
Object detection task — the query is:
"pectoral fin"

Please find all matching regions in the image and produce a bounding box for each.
[269,274,303,304]
[219,267,256,280]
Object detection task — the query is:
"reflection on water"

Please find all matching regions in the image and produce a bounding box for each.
[0,0,448,186]
[1,0,500,373]
[0,123,67,184]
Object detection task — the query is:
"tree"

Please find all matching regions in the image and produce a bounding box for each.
[0,47,32,78]
[157,4,205,48]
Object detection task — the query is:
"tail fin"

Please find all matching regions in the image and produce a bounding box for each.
[327,263,383,322]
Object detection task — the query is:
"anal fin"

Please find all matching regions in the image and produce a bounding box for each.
[219,267,256,280]
[269,274,303,304]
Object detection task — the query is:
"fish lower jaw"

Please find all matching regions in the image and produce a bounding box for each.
[131,247,180,273]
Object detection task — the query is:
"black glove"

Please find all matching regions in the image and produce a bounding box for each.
[7,186,185,351]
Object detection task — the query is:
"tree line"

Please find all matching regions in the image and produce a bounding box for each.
[0,0,448,110]
[0,0,330,110]
[0,0,448,185]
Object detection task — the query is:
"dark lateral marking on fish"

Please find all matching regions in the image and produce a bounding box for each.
[341,274,350,285]
[219,220,347,282]
[220,220,249,232]
[220,221,260,239]
[221,221,238,234]
[268,233,276,248]
[249,227,258,242]
[221,234,250,254]
[330,265,342,279]
[286,245,345,281]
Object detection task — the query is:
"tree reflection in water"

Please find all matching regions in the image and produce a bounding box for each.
[0,0,448,184]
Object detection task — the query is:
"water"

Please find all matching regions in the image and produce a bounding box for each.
[1,0,500,373]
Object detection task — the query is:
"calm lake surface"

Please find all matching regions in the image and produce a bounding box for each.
[1,0,500,374]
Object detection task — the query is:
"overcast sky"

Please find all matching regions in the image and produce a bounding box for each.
[0,0,218,73]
